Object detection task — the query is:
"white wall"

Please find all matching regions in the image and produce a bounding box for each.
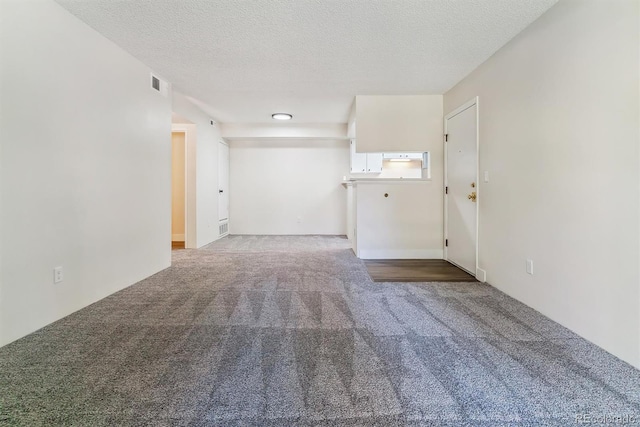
[444,0,639,368]
[355,182,443,259]
[355,95,443,153]
[172,92,222,247]
[0,0,172,346]
[230,140,349,235]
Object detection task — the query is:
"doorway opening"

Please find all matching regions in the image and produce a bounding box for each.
[171,131,186,249]
[171,116,197,249]
[444,97,479,277]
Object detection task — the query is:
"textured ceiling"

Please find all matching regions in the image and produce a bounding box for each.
[55,0,558,123]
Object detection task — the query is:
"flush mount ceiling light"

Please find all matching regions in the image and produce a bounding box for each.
[272,113,293,120]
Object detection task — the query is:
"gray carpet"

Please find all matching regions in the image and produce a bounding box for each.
[1,235,639,426]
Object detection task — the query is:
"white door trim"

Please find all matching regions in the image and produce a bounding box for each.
[444,96,479,277]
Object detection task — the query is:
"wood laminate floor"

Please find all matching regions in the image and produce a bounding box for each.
[172,241,185,250]
[364,259,478,282]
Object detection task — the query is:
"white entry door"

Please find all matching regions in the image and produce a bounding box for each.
[445,99,478,275]
[218,141,229,222]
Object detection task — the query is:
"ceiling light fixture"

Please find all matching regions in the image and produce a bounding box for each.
[272,113,293,120]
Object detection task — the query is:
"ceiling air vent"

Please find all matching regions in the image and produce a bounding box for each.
[151,75,160,91]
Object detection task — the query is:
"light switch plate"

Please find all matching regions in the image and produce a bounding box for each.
[526,260,534,275]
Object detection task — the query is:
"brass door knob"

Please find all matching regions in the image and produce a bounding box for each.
[468,192,477,202]
[471,182,475,188]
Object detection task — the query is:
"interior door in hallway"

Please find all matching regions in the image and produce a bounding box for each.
[218,141,229,222]
[445,99,478,275]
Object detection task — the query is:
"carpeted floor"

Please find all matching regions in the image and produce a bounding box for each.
[1,235,639,426]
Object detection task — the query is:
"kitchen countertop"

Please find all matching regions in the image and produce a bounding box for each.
[342,178,431,187]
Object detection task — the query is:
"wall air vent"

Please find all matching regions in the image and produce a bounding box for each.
[150,73,169,97]
[219,222,229,237]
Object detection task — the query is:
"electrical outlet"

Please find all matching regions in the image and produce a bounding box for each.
[484,171,490,183]
[297,216,302,223]
[54,266,63,283]
[526,259,534,275]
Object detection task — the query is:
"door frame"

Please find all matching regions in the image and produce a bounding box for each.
[171,124,197,249]
[444,96,479,277]
[217,139,230,229]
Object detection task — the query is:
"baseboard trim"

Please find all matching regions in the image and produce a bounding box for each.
[358,249,444,259]
[172,234,185,241]
[476,268,487,282]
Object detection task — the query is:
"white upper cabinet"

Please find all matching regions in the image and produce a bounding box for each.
[351,95,443,153]
[350,140,382,174]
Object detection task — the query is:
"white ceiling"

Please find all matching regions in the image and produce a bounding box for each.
[55,0,558,123]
